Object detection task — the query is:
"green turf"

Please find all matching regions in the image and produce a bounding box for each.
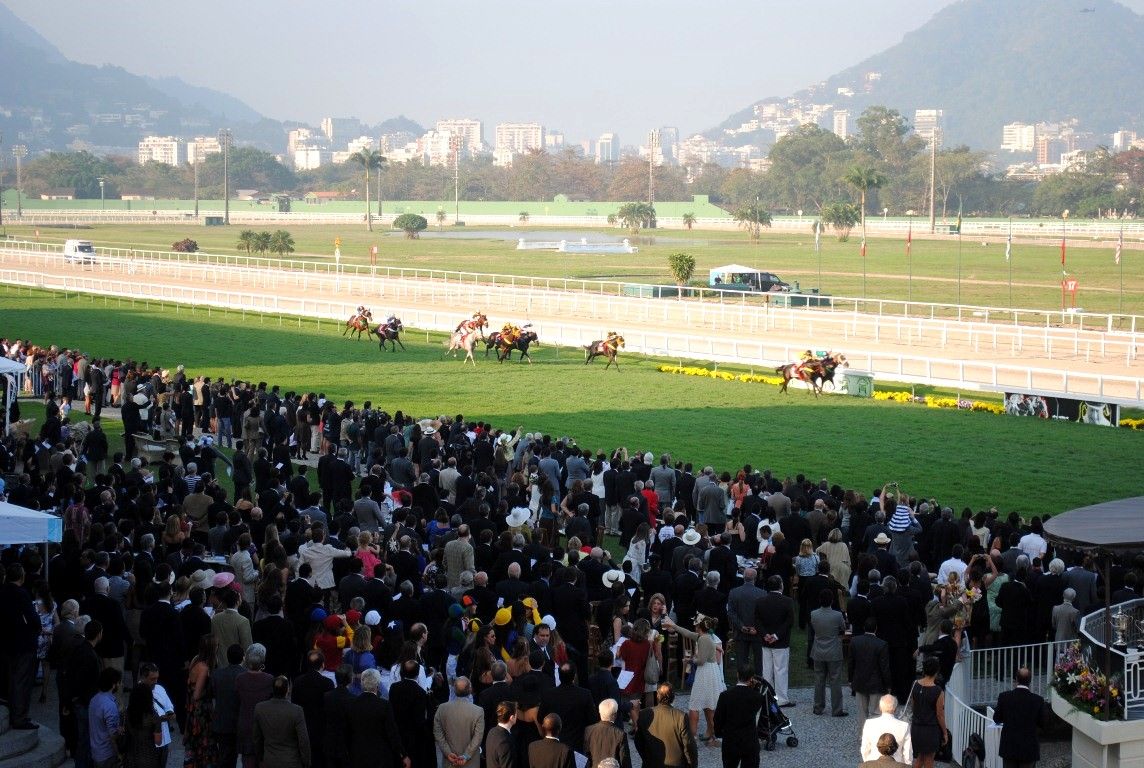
[3,287,1140,517]
[6,221,1142,316]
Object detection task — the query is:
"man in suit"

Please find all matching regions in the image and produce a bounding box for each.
[433,677,485,768]
[1052,588,1081,641]
[211,587,253,667]
[212,643,246,768]
[810,588,847,717]
[253,593,299,678]
[139,580,186,725]
[496,562,531,606]
[478,661,515,741]
[322,666,356,768]
[860,695,912,764]
[1063,557,1099,615]
[485,701,518,768]
[584,698,631,768]
[753,575,795,707]
[706,534,739,593]
[861,733,912,768]
[291,649,334,768]
[445,525,476,589]
[551,569,590,670]
[81,576,131,676]
[539,664,597,754]
[389,659,436,768]
[918,619,959,686]
[346,668,408,768]
[993,667,1049,768]
[529,713,576,768]
[713,668,767,768]
[849,617,892,722]
[727,568,766,677]
[673,556,705,630]
[253,675,311,768]
[635,684,698,768]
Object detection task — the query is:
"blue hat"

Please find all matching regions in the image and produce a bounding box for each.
[309,607,328,623]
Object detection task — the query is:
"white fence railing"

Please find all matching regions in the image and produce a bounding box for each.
[946,663,1001,768]
[2,266,1143,402]
[965,639,1072,708]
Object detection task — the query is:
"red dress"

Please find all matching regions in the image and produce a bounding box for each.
[617,637,650,696]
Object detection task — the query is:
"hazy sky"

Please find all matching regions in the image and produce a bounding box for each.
[7,0,1144,146]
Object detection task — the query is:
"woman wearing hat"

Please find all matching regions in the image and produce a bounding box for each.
[505,506,533,543]
[663,613,725,746]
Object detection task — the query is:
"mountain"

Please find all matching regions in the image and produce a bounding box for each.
[712,0,1144,151]
[141,75,264,125]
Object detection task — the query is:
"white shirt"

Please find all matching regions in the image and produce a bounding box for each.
[1017,532,1047,562]
[152,683,175,747]
[937,556,968,585]
[860,712,912,763]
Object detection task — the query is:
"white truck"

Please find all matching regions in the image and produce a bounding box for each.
[63,239,96,264]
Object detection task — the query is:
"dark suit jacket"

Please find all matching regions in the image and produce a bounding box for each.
[713,684,764,748]
[584,720,632,768]
[538,682,596,754]
[848,633,892,694]
[345,692,405,768]
[478,681,516,739]
[210,662,245,734]
[528,737,576,768]
[322,686,356,766]
[253,697,311,768]
[388,677,436,768]
[485,724,516,768]
[753,591,795,648]
[993,687,1047,762]
[495,577,531,606]
[707,545,738,592]
[139,600,184,677]
[291,670,334,767]
[636,704,698,768]
[673,571,703,628]
[253,614,300,678]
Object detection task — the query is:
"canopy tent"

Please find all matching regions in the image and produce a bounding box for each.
[0,356,24,436]
[708,264,762,284]
[1043,497,1144,555]
[0,501,63,545]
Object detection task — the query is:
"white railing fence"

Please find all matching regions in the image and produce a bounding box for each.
[946,666,1001,768]
[965,639,1072,708]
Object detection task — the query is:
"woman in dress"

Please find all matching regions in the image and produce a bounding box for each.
[816,528,852,609]
[611,595,632,646]
[184,634,218,768]
[616,618,652,709]
[126,681,164,768]
[34,582,56,703]
[622,523,651,585]
[664,614,725,745]
[908,656,948,768]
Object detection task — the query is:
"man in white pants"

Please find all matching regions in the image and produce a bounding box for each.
[753,575,795,707]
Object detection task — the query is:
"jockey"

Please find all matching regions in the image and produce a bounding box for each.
[603,331,619,353]
[501,323,521,345]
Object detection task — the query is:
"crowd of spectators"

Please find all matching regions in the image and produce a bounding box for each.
[0,338,1137,768]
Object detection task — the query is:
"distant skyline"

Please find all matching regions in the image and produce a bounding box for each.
[7,0,1144,147]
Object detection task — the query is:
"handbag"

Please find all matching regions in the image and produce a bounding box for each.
[643,650,661,684]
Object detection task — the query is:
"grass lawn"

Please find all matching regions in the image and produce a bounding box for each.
[6,221,1144,315]
[4,288,1140,518]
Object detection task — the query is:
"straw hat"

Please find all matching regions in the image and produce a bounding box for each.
[681,528,702,546]
[505,507,531,528]
[874,532,892,545]
[602,569,625,589]
[190,569,216,592]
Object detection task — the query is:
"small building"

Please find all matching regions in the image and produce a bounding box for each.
[40,189,76,200]
[304,191,344,204]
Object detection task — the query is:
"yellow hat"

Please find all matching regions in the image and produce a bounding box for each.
[494,608,513,626]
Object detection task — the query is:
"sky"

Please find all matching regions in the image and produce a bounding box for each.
[7,0,1144,147]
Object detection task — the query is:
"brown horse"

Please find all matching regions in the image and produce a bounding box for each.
[497,330,539,363]
[455,312,488,338]
[585,334,625,370]
[343,308,373,340]
[776,350,846,396]
[373,316,405,352]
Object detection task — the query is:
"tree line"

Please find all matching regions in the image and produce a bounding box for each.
[6,106,1143,219]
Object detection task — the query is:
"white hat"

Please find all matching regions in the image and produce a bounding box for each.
[505,507,531,527]
[681,528,702,546]
[422,426,437,436]
[497,433,512,445]
[199,435,214,447]
[874,532,892,545]
[541,614,556,631]
[364,610,381,627]
[190,569,217,591]
[602,569,625,589]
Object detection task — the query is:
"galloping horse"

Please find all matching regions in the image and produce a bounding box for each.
[776,350,847,396]
[373,316,405,352]
[455,312,489,338]
[585,333,625,370]
[496,330,539,363]
[445,329,480,365]
[343,307,373,340]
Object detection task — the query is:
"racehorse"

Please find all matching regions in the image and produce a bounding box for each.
[455,312,488,338]
[343,307,373,340]
[775,350,846,396]
[372,316,405,352]
[445,329,480,365]
[496,330,539,364]
[584,333,625,370]
[810,352,848,392]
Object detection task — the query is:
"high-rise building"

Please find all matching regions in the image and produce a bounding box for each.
[914,109,943,148]
[346,136,375,154]
[287,128,323,159]
[595,133,619,164]
[545,131,565,149]
[137,136,182,166]
[321,117,363,144]
[1001,123,1037,153]
[494,122,545,166]
[435,119,484,153]
[1113,130,1138,151]
[646,127,678,165]
[832,109,849,140]
[186,136,222,166]
[294,147,331,170]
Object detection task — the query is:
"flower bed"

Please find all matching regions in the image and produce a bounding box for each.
[1052,641,1125,720]
[656,364,1142,427]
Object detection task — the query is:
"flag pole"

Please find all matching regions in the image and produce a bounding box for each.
[1007,216,1013,310]
[1119,227,1124,319]
[907,215,913,303]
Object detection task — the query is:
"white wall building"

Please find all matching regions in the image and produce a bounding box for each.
[914,109,943,148]
[1113,130,1138,151]
[494,122,545,166]
[186,136,221,166]
[435,118,484,154]
[832,109,849,140]
[1001,122,1037,153]
[595,132,619,164]
[137,135,182,166]
[294,147,331,170]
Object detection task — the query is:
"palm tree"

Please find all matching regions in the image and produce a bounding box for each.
[732,205,773,241]
[349,148,383,231]
[236,230,256,254]
[843,165,888,244]
[436,209,447,228]
[269,230,295,256]
[252,231,272,254]
[617,202,656,234]
[682,212,696,231]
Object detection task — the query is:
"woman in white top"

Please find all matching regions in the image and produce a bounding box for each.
[623,522,652,585]
[590,457,607,499]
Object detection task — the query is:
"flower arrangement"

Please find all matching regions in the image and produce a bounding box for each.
[1053,642,1125,720]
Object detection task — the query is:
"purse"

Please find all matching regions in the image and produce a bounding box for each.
[644,651,661,684]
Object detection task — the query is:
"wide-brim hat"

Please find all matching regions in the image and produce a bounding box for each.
[874,532,892,545]
[602,569,625,589]
[190,569,216,592]
[212,572,236,589]
[541,614,556,631]
[496,433,513,445]
[506,507,531,527]
[681,529,702,546]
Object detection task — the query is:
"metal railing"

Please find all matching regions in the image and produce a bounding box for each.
[945,672,1000,768]
[1080,598,1144,719]
[964,639,1072,707]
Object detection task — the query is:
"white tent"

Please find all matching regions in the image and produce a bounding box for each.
[0,357,24,435]
[0,501,63,545]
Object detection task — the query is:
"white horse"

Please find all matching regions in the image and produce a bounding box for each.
[445,330,479,365]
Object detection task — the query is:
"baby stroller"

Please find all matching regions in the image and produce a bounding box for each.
[755,677,798,750]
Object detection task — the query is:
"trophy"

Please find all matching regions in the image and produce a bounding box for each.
[1112,608,1132,647]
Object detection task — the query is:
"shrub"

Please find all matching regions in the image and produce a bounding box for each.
[172,238,198,253]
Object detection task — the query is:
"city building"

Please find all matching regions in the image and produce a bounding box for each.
[595,132,619,165]
[1112,130,1138,151]
[545,131,565,149]
[435,119,484,154]
[914,109,943,148]
[1001,122,1036,153]
[287,127,323,159]
[346,136,375,154]
[644,127,679,165]
[186,136,221,166]
[418,129,464,167]
[321,117,363,144]
[494,122,545,166]
[832,109,849,140]
[137,135,182,166]
[294,146,331,170]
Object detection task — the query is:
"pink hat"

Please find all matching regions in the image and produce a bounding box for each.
[212,572,236,589]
